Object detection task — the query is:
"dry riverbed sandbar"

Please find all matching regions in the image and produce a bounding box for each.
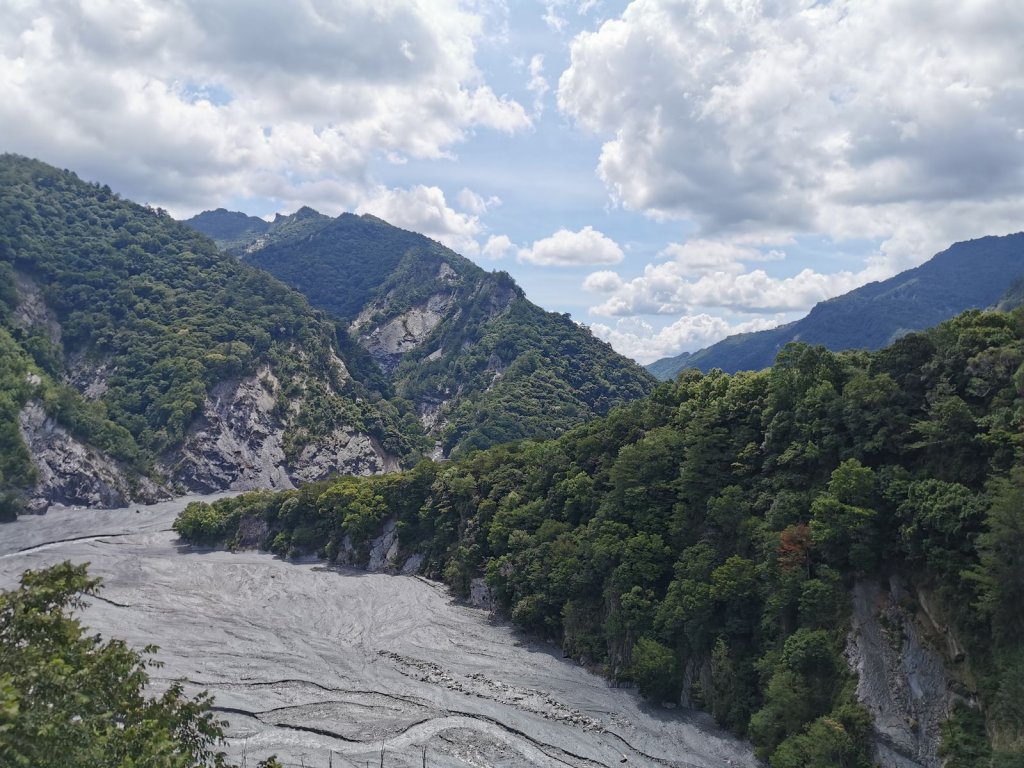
[0,497,759,768]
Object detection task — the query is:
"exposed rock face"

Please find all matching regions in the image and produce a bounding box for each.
[846,578,958,768]
[366,518,400,572]
[469,577,493,610]
[358,293,454,374]
[167,367,396,493]
[65,352,111,401]
[12,272,62,346]
[417,397,448,432]
[18,401,167,512]
[168,372,293,493]
[290,430,398,484]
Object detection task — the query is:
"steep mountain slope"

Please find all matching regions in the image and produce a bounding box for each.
[649,233,1024,378]
[181,304,1024,767]
[187,208,656,456]
[0,155,410,513]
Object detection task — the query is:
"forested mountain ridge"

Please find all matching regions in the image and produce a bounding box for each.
[182,207,270,252]
[187,207,657,457]
[179,304,1024,767]
[0,155,415,515]
[649,233,1024,379]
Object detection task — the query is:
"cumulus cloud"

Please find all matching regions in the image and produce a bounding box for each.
[0,0,530,215]
[658,239,785,277]
[558,0,1024,271]
[518,226,625,266]
[582,270,625,292]
[586,259,871,317]
[542,4,568,32]
[590,314,789,364]
[457,187,501,215]
[357,185,483,256]
[482,234,516,260]
[527,54,550,117]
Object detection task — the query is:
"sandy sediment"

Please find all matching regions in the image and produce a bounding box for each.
[0,498,759,768]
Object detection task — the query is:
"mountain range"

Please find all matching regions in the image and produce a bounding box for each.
[185,206,655,458]
[648,233,1024,379]
[0,155,652,514]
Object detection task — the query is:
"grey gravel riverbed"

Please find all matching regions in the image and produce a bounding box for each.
[0,496,759,768]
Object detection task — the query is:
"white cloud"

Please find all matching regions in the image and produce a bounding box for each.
[558,0,1024,273]
[657,239,784,277]
[482,234,516,260]
[587,260,871,317]
[0,0,530,216]
[527,54,550,117]
[543,4,568,32]
[590,314,789,364]
[518,226,624,266]
[582,270,624,292]
[357,185,483,256]
[457,187,501,215]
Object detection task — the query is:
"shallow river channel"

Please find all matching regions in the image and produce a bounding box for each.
[0,496,759,768]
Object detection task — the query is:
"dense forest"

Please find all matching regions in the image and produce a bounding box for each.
[0,155,651,513]
[0,155,438,509]
[178,306,1024,766]
[648,233,1024,379]
[187,207,656,456]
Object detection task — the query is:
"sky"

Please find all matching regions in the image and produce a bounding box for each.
[2,0,1023,364]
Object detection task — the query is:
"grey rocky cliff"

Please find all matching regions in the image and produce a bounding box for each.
[290,430,399,484]
[167,371,293,493]
[356,292,454,374]
[846,577,973,768]
[65,352,111,401]
[166,366,397,493]
[18,400,168,512]
[11,272,62,346]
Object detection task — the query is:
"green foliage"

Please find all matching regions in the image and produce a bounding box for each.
[198,207,655,456]
[631,636,678,702]
[0,561,232,767]
[0,328,37,494]
[177,305,1024,764]
[0,155,418,491]
[970,469,1024,647]
[173,501,241,545]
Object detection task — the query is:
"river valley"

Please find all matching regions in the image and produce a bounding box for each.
[0,497,759,768]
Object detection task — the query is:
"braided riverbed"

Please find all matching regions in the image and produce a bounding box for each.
[0,497,759,768]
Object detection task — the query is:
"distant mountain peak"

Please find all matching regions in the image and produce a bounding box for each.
[648,232,1024,379]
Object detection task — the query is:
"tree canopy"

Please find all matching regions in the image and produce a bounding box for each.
[0,561,281,768]
[179,305,1024,765]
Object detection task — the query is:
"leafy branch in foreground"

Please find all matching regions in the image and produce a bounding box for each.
[0,561,278,768]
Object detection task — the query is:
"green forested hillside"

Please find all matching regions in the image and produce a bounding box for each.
[649,233,1024,378]
[0,155,415,508]
[183,207,270,252]
[179,306,1024,766]
[187,207,656,455]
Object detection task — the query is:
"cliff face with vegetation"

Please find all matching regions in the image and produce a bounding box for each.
[0,156,654,513]
[187,208,656,457]
[0,156,413,514]
[179,306,1024,766]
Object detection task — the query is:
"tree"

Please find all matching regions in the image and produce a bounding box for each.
[631,636,679,702]
[971,470,1024,647]
[0,561,279,768]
